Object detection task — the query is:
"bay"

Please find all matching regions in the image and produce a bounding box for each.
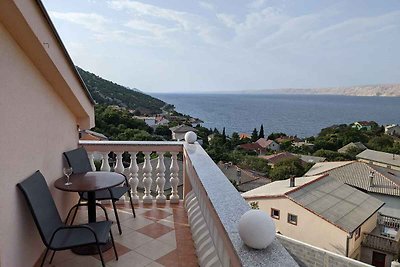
[153,93,400,137]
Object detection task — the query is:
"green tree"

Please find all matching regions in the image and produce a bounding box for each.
[238,156,270,174]
[231,132,241,147]
[269,158,306,181]
[222,127,227,143]
[367,136,394,151]
[251,128,258,142]
[154,125,172,140]
[268,132,286,140]
[259,124,265,139]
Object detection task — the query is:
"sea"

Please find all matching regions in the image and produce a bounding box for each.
[153,94,400,137]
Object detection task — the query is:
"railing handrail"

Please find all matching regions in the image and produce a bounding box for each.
[183,142,298,267]
[362,232,399,254]
[378,213,400,230]
[79,140,184,152]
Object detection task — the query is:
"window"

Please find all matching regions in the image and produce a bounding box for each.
[271,208,280,219]
[355,227,361,240]
[287,213,298,225]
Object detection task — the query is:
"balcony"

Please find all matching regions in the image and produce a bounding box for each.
[362,233,399,254]
[76,139,298,267]
[362,214,400,255]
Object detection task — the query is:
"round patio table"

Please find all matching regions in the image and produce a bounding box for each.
[54,171,124,254]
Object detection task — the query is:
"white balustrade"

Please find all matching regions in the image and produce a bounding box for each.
[142,151,153,204]
[128,152,139,204]
[78,142,183,205]
[114,152,125,203]
[87,152,96,171]
[114,152,125,173]
[169,152,180,203]
[156,152,166,203]
[100,152,111,171]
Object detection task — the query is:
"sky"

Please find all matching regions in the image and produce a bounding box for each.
[43,0,400,93]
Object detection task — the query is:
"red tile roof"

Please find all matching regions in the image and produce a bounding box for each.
[239,143,264,151]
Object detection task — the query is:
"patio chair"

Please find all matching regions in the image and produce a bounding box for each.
[63,147,136,235]
[17,170,118,267]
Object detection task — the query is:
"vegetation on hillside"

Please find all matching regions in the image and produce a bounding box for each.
[93,105,164,141]
[77,67,165,115]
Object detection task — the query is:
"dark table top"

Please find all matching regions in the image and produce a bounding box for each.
[54,171,124,192]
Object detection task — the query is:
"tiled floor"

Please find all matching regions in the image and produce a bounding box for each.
[40,201,198,267]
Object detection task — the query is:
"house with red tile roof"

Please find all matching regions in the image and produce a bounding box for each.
[239,133,251,140]
[239,143,266,154]
[352,121,374,131]
[256,138,280,151]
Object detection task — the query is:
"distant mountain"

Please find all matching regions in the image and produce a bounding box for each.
[252,84,400,97]
[77,67,165,114]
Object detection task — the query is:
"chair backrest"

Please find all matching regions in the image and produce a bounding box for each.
[63,147,93,173]
[17,171,63,246]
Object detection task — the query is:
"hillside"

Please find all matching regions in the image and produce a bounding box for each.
[77,67,165,114]
[255,84,400,97]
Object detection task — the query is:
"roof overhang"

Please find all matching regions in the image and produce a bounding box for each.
[0,0,95,129]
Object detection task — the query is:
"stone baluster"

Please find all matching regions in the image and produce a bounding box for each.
[87,152,96,171]
[114,152,126,203]
[169,152,180,203]
[142,152,153,204]
[155,152,166,204]
[129,152,139,204]
[101,152,111,171]
[114,152,125,173]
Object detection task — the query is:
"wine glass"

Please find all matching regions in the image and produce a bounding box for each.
[63,167,73,186]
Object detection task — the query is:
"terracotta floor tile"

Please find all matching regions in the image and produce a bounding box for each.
[45,201,198,266]
[137,222,174,239]
[155,250,179,267]
[92,242,131,263]
[141,209,172,220]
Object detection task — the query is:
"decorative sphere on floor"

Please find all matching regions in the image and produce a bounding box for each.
[238,210,276,249]
[185,131,197,144]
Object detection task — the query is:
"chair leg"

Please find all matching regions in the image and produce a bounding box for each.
[96,244,106,267]
[112,200,122,235]
[70,197,82,225]
[95,203,109,221]
[128,190,136,218]
[110,230,118,260]
[40,248,49,267]
[49,250,56,264]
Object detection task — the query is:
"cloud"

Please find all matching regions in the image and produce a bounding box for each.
[247,0,267,9]
[124,19,174,37]
[199,1,214,11]
[49,12,109,32]
[108,0,221,45]
[108,0,191,30]
[306,10,400,44]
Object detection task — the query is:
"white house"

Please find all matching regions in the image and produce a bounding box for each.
[256,138,280,151]
[170,125,197,141]
[385,124,400,137]
[134,116,157,127]
[242,175,388,265]
[305,161,400,218]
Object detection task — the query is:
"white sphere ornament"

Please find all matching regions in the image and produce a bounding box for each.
[185,131,197,144]
[238,210,276,249]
